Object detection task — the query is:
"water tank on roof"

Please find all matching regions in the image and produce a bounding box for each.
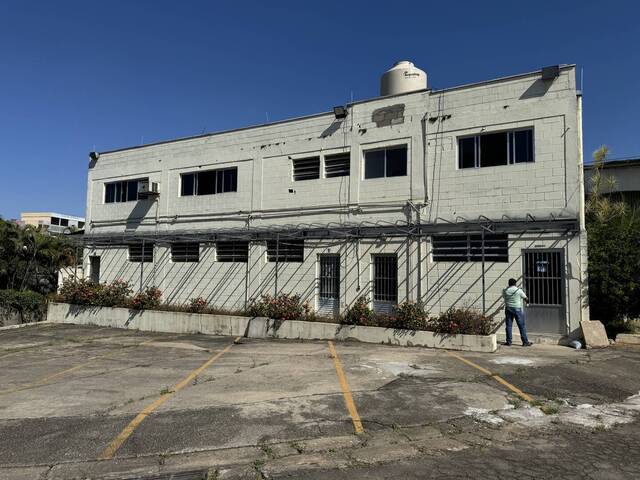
[380,61,427,96]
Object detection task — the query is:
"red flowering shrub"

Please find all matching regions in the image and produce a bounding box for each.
[57,278,103,305]
[393,301,429,330]
[188,297,208,313]
[429,307,495,335]
[247,293,305,320]
[341,296,375,326]
[129,286,162,310]
[98,280,133,307]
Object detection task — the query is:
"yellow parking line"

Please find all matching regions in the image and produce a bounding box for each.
[328,341,364,434]
[446,350,534,403]
[99,337,241,460]
[0,338,156,397]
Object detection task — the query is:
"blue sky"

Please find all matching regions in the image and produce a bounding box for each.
[0,0,638,219]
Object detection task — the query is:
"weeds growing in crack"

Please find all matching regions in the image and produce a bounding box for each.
[260,443,276,459]
[289,441,305,454]
[160,386,173,395]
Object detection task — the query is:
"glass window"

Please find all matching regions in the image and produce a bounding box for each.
[479,132,509,167]
[514,129,534,163]
[386,146,408,177]
[458,137,476,169]
[458,128,534,169]
[364,150,386,179]
[181,173,195,196]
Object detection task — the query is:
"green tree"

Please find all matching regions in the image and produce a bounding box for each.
[586,146,640,331]
[0,219,75,294]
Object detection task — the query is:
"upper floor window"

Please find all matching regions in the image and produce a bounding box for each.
[364,145,407,179]
[105,178,147,203]
[324,153,350,178]
[459,128,534,169]
[293,157,320,181]
[181,167,237,196]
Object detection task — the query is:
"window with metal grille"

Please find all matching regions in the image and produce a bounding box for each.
[266,239,304,262]
[216,241,249,262]
[292,157,320,181]
[372,255,398,303]
[128,242,154,263]
[324,153,350,178]
[364,145,407,179]
[432,234,509,262]
[171,242,200,262]
[458,128,534,169]
[523,251,563,305]
[319,255,340,299]
[105,178,147,203]
[180,167,237,196]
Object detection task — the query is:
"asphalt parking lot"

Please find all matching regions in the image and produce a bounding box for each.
[1,323,640,479]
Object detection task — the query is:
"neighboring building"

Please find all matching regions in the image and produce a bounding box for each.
[20,212,85,234]
[584,157,640,206]
[81,61,588,338]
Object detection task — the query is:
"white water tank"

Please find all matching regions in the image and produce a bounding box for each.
[380,61,427,96]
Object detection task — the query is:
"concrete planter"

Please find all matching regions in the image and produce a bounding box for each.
[47,302,497,353]
[616,333,640,345]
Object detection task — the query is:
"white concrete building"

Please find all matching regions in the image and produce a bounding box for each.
[82,61,588,338]
[20,212,85,234]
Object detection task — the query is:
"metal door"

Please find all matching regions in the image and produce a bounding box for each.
[522,250,565,334]
[89,256,100,283]
[318,255,340,318]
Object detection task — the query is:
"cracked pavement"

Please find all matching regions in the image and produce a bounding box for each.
[1,323,639,479]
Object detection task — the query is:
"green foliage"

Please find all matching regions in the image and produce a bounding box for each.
[586,146,640,328]
[341,296,375,326]
[0,219,75,294]
[429,307,495,335]
[247,293,306,320]
[393,301,429,330]
[130,286,162,310]
[0,289,45,315]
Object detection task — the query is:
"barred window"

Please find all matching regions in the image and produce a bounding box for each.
[128,242,154,263]
[216,241,249,262]
[266,239,304,262]
[324,153,350,178]
[292,157,320,181]
[171,242,200,262]
[432,234,509,262]
[372,255,398,303]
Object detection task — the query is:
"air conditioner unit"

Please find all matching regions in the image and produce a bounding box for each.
[138,180,160,198]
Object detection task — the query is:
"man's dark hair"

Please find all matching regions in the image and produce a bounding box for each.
[508,278,517,287]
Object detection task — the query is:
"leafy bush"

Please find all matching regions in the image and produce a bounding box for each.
[188,297,208,313]
[429,307,495,335]
[393,301,429,330]
[57,278,103,305]
[341,296,375,326]
[247,293,305,320]
[98,280,133,307]
[0,289,45,315]
[129,286,162,310]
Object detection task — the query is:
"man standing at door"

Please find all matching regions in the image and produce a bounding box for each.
[503,278,533,347]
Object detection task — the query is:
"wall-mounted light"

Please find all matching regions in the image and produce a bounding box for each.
[89,151,100,161]
[333,106,348,119]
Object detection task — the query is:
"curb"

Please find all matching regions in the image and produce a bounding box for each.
[0,321,53,331]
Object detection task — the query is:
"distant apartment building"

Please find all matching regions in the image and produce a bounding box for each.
[20,212,85,234]
[80,61,589,339]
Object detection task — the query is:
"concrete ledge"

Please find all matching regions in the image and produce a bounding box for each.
[47,302,497,353]
[616,333,640,345]
[0,321,53,331]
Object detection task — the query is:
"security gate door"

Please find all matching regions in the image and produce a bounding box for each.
[522,250,565,334]
[318,255,340,318]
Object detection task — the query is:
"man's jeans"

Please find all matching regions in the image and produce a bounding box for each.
[505,307,529,345]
